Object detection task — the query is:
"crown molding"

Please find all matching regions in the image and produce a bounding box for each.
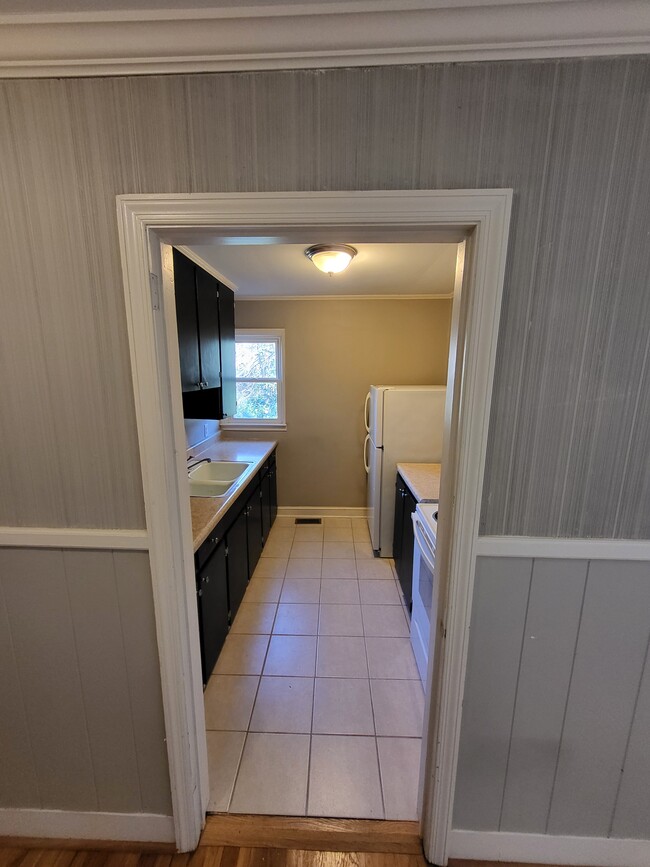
[0,0,648,78]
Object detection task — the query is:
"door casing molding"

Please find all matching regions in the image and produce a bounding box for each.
[116,190,512,858]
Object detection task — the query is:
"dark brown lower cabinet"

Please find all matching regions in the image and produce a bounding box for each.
[196,542,229,686]
[246,482,263,574]
[194,448,277,686]
[260,455,278,544]
[259,463,271,545]
[393,472,417,609]
[226,507,249,620]
[269,459,278,526]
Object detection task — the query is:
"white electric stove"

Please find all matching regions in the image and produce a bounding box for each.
[410,502,438,685]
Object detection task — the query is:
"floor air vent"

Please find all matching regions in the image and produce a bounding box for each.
[294,517,322,524]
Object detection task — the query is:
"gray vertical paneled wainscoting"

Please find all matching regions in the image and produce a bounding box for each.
[454,556,650,839]
[0,548,171,815]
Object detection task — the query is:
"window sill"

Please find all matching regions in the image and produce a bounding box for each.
[220,421,287,432]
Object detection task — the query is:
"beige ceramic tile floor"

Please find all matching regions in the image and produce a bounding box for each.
[204,516,424,820]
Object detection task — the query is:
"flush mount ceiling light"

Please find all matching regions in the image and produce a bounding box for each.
[304,244,357,275]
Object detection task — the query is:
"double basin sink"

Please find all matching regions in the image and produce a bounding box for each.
[188,460,253,498]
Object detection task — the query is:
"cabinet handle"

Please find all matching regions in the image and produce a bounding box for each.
[197,589,203,597]
[205,576,210,583]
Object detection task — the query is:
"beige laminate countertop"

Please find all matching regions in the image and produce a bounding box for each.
[188,433,277,552]
[396,462,442,503]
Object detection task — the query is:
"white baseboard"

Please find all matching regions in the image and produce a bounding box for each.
[0,809,175,844]
[277,506,369,519]
[448,829,650,867]
[475,535,650,561]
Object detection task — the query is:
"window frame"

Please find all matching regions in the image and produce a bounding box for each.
[222,327,286,430]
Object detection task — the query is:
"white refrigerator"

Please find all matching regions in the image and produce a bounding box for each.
[364,385,446,557]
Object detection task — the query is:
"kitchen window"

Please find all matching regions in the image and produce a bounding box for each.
[224,329,286,429]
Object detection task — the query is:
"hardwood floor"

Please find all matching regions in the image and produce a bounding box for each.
[0,844,577,867]
[0,815,573,867]
[0,849,429,867]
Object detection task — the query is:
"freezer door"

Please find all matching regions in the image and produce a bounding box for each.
[367,439,383,550]
[382,386,446,460]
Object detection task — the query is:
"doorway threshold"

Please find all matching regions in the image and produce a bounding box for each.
[200,814,421,854]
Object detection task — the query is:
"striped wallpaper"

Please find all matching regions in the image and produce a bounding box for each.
[0,58,648,536]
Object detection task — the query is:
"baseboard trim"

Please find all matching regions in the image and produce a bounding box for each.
[277,506,369,519]
[475,535,650,561]
[0,809,175,847]
[0,527,149,550]
[201,814,421,854]
[448,829,650,867]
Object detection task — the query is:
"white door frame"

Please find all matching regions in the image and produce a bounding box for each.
[116,190,512,859]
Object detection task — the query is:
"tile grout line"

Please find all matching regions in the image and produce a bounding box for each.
[226,526,291,813]
[360,549,387,821]
[306,525,324,820]
[305,566,320,817]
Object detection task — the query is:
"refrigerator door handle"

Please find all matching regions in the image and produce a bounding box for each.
[364,392,371,433]
[363,434,370,474]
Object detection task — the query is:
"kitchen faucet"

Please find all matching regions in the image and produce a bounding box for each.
[187,457,212,472]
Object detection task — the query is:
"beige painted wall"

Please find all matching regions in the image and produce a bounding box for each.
[234,298,452,507]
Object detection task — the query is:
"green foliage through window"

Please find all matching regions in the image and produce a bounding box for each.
[234,340,279,420]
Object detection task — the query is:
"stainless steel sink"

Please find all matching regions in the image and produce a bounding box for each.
[188,460,252,498]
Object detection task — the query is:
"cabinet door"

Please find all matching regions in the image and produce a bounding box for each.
[197,542,229,686]
[261,467,272,545]
[196,268,222,391]
[269,456,278,527]
[392,475,406,583]
[246,482,263,575]
[226,507,249,621]
[398,488,418,609]
[172,249,201,393]
[217,283,237,419]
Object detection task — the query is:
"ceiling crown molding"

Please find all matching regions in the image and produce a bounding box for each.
[0,0,648,78]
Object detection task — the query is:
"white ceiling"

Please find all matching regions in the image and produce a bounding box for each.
[186,242,458,299]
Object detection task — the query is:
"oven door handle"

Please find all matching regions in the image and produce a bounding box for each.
[412,513,437,575]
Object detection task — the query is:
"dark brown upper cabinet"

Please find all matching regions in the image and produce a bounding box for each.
[173,249,202,393]
[216,282,236,419]
[172,249,236,420]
